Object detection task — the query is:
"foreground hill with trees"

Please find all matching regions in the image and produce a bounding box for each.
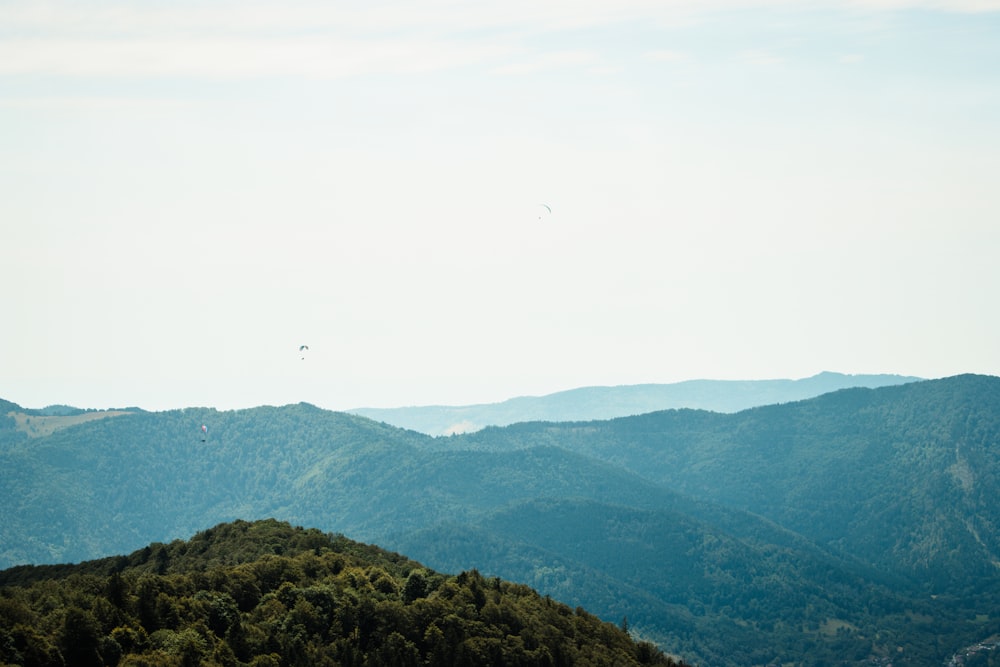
[3,375,1000,665]
[0,519,681,666]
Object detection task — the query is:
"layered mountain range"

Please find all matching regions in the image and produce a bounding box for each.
[2,373,997,665]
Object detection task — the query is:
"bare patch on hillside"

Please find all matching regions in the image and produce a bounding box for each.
[8,410,134,438]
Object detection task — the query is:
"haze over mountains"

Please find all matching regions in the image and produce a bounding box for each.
[348,371,922,434]
[3,373,999,665]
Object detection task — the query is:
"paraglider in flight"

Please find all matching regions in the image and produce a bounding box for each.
[538,204,552,220]
[299,345,309,360]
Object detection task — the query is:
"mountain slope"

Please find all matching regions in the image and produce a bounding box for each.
[349,371,921,434]
[0,403,433,565]
[455,374,1000,592]
[391,498,934,666]
[0,403,689,566]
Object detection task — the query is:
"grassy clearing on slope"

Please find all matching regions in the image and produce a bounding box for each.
[8,410,133,438]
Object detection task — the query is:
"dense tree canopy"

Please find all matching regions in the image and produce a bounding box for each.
[0,520,683,667]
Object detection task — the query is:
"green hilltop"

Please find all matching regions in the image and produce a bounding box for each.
[0,519,682,666]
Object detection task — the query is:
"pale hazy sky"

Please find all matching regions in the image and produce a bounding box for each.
[2,0,999,411]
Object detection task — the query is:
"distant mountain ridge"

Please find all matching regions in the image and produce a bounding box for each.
[348,371,922,434]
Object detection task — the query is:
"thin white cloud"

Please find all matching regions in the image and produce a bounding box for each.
[738,49,785,65]
[0,2,669,38]
[0,0,997,81]
[4,0,996,39]
[589,65,623,75]
[0,95,194,110]
[840,0,1000,9]
[0,36,515,79]
[644,49,692,62]
[2,0,998,35]
[492,50,601,76]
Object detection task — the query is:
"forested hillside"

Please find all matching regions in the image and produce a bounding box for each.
[3,375,1000,665]
[0,519,680,666]
[453,374,1000,592]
